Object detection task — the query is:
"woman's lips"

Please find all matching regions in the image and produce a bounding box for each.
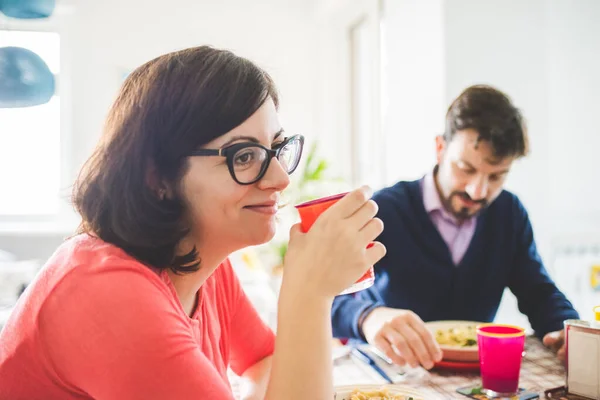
[244,203,278,215]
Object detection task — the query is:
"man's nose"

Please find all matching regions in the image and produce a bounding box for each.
[466,177,488,201]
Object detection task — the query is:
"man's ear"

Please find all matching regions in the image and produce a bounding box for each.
[435,135,446,165]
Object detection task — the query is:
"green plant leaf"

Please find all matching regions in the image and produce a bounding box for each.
[469,386,483,395]
[304,142,317,171]
[276,242,288,261]
[311,160,328,180]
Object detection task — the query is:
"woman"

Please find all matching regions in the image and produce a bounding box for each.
[0,46,385,399]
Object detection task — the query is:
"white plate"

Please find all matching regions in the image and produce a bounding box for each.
[425,320,481,363]
[334,384,424,399]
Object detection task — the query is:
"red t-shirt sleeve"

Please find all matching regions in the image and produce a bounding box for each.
[221,259,275,375]
[38,264,235,400]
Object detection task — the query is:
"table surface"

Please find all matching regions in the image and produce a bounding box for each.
[230,336,565,399]
[331,336,564,398]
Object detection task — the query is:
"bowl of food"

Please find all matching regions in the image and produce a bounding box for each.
[426,320,481,363]
[334,385,424,400]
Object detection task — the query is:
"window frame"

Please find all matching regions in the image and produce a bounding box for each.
[0,16,77,234]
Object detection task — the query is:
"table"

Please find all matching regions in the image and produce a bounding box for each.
[333,337,565,398]
[229,337,564,399]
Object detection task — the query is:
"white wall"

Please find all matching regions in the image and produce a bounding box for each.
[545,0,600,232]
[0,0,321,261]
[381,0,445,185]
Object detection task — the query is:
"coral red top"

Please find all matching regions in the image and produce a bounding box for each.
[0,235,275,399]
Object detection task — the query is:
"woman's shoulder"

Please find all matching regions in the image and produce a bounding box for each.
[59,234,147,266]
[36,234,173,314]
[43,235,160,283]
[3,235,179,355]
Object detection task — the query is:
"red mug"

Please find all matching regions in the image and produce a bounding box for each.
[295,193,375,295]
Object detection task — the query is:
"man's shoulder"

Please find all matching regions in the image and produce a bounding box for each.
[487,190,529,227]
[371,179,423,223]
[373,179,421,204]
[489,189,528,217]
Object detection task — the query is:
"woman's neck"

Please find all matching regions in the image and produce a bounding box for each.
[168,238,231,317]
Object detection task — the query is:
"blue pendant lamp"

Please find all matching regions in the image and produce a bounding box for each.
[0,46,55,107]
[0,0,56,107]
[0,0,56,19]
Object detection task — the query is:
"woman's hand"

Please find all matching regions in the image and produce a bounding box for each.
[265,186,386,400]
[282,186,386,299]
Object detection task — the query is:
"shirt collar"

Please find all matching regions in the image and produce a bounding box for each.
[422,167,444,214]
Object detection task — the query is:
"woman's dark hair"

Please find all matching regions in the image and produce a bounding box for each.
[444,85,529,159]
[73,46,279,273]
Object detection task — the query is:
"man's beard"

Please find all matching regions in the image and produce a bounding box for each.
[445,191,488,221]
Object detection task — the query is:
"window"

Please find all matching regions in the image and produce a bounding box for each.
[347,1,384,189]
[349,18,375,186]
[0,31,61,215]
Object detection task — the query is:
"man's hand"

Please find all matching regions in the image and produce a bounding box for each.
[543,330,566,361]
[361,307,443,369]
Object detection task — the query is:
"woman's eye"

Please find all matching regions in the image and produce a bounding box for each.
[234,150,255,165]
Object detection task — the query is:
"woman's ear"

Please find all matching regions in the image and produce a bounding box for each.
[146,163,170,200]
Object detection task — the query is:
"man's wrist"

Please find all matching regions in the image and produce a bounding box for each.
[357,305,381,340]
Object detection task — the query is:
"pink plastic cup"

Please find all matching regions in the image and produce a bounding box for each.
[477,324,526,397]
[295,193,375,295]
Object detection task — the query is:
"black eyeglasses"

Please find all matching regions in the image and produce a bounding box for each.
[188,134,305,185]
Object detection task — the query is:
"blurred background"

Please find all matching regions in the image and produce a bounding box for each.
[1,0,599,330]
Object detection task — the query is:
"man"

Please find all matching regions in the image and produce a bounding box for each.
[331,85,578,369]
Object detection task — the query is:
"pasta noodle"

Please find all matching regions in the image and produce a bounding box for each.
[435,325,477,347]
[348,388,418,400]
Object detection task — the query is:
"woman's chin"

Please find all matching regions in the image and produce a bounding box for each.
[246,224,277,247]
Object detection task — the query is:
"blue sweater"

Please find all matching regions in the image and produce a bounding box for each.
[331,179,579,340]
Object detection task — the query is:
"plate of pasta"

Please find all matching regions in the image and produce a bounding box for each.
[426,320,481,363]
[334,384,424,400]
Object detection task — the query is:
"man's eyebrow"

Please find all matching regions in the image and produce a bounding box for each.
[484,157,511,174]
[459,159,476,169]
[461,158,510,175]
